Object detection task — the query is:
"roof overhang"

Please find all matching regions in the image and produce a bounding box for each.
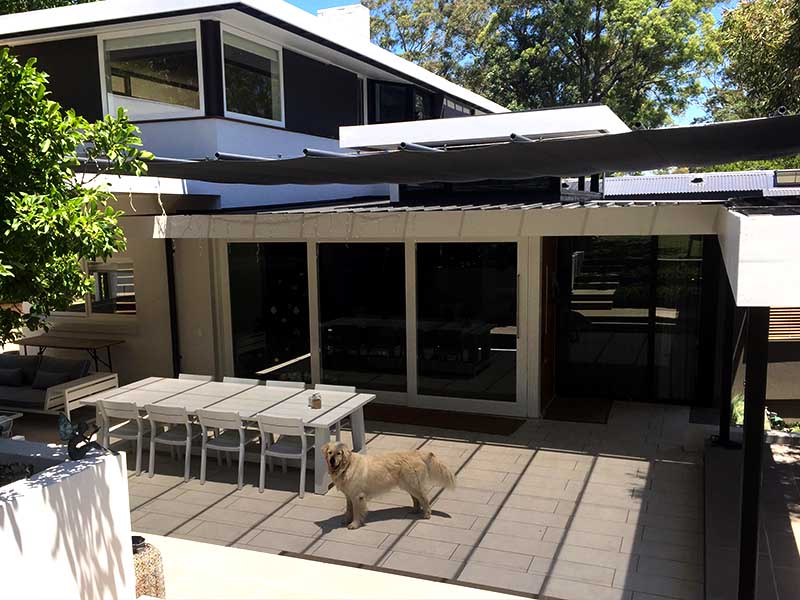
[103,115,800,186]
[340,105,630,150]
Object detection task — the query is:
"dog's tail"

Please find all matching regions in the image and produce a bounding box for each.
[424,452,456,489]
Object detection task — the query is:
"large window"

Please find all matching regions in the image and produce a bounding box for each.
[223,30,282,124]
[416,243,518,402]
[228,243,310,382]
[103,28,202,119]
[318,243,406,392]
[63,261,136,317]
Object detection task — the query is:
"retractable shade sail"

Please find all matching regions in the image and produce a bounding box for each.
[100,115,800,185]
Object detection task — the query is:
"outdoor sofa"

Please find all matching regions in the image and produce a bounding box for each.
[0,353,118,417]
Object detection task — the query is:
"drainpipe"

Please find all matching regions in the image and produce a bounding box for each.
[164,238,181,377]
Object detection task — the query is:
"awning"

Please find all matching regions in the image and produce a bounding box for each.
[109,115,800,186]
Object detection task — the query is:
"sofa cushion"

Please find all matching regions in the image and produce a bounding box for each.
[32,370,73,390]
[0,368,23,386]
[0,385,46,408]
[0,354,41,384]
[38,356,90,381]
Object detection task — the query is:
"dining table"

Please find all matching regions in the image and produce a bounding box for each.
[79,377,373,494]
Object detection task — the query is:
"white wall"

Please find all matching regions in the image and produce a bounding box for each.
[136,119,389,209]
[0,443,135,600]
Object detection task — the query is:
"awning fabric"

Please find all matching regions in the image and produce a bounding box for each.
[123,115,800,185]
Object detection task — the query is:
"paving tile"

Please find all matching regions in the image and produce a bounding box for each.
[426,510,478,530]
[530,557,615,586]
[556,500,631,523]
[196,506,268,528]
[408,522,485,546]
[432,498,501,518]
[283,504,340,523]
[379,535,458,559]
[555,544,639,571]
[543,527,623,551]
[225,496,286,515]
[247,529,318,553]
[257,515,324,537]
[479,532,559,558]
[457,467,509,483]
[636,556,703,583]
[452,545,532,572]
[179,520,250,544]
[143,499,206,518]
[497,506,570,528]
[457,562,544,595]
[322,525,388,548]
[613,571,703,600]
[172,489,230,507]
[456,476,515,493]
[641,525,702,548]
[491,492,561,513]
[128,495,151,510]
[312,540,386,565]
[628,511,703,533]
[133,512,189,535]
[381,551,464,579]
[438,487,495,504]
[481,518,547,540]
[231,486,298,502]
[292,493,347,512]
[619,538,703,564]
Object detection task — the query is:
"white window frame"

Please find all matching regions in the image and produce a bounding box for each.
[53,259,137,321]
[97,22,206,121]
[220,24,286,128]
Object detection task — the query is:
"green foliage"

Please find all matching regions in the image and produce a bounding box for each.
[0,49,152,344]
[0,0,93,14]
[367,0,720,127]
[731,393,744,425]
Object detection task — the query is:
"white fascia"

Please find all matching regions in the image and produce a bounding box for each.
[339,104,631,150]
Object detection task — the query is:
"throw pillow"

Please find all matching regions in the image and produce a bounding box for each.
[0,367,24,386]
[32,370,72,390]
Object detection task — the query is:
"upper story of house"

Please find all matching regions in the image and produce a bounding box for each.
[0,0,505,164]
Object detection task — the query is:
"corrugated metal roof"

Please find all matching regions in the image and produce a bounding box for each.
[604,171,776,197]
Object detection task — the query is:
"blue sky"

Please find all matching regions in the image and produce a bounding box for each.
[287,0,737,124]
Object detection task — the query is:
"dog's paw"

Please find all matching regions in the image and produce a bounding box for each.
[341,517,352,526]
[347,521,362,530]
[421,512,432,520]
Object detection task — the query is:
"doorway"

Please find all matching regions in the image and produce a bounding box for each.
[542,235,715,418]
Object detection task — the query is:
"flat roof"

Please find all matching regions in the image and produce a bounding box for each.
[0,0,506,114]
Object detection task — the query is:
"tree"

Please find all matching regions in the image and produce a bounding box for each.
[0,49,152,344]
[0,0,92,13]
[367,1,720,127]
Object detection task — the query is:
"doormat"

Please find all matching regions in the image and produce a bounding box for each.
[544,397,613,424]
[363,404,525,436]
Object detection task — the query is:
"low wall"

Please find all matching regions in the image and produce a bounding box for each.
[0,441,135,600]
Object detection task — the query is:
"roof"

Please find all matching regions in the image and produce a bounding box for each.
[0,0,505,114]
[83,115,800,185]
[605,170,777,197]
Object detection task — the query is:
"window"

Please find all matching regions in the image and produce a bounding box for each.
[63,261,136,317]
[223,30,282,124]
[413,90,434,120]
[102,27,202,120]
[442,97,475,118]
[373,82,411,123]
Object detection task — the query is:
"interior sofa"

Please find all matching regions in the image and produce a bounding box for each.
[0,354,118,417]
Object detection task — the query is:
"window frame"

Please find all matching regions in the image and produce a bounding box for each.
[52,259,137,321]
[220,24,285,128]
[97,22,206,121]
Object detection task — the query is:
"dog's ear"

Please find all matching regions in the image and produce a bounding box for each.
[321,442,332,456]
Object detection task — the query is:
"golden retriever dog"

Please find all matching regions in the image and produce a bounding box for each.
[322,441,456,529]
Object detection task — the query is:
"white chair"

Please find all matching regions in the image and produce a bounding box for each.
[196,409,258,490]
[222,377,264,385]
[98,399,149,476]
[178,373,214,382]
[265,380,306,389]
[145,404,202,482]
[314,384,357,442]
[256,415,313,498]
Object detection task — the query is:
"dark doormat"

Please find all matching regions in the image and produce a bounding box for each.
[544,396,613,424]
[689,406,720,425]
[363,404,526,436]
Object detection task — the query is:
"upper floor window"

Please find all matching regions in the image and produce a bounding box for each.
[222,29,283,125]
[61,260,136,318]
[101,26,203,120]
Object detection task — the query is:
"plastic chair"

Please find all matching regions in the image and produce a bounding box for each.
[178,373,214,382]
[265,380,306,389]
[98,399,149,476]
[145,404,202,481]
[196,409,258,490]
[256,415,313,498]
[222,377,264,385]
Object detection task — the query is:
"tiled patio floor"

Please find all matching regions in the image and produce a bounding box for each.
[127,402,708,600]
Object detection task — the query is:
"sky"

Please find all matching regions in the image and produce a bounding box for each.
[286,0,738,125]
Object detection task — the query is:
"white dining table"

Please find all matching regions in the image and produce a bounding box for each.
[80,377,374,494]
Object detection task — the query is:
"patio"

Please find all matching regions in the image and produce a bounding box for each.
[126,401,708,600]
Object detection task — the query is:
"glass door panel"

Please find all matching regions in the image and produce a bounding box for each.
[227,243,311,382]
[318,243,406,392]
[416,243,517,402]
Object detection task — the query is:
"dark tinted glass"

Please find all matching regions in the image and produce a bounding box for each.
[417,243,517,402]
[228,243,310,382]
[318,243,406,391]
[375,83,410,123]
[224,33,281,121]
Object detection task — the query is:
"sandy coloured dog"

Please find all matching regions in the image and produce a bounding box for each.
[322,441,456,529]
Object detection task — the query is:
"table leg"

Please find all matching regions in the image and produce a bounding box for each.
[95,405,105,446]
[107,347,113,372]
[313,426,331,495]
[350,407,367,454]
[88,349,99,372]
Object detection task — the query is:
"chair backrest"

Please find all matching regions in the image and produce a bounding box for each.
[222,376,263,385]
[98,399,140,421]
[178,373,214,382]
[314,383,356,393]
[196,408,243,430]
[265,380,306,389]
[256,414,306,437]
[145,404,190,425]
